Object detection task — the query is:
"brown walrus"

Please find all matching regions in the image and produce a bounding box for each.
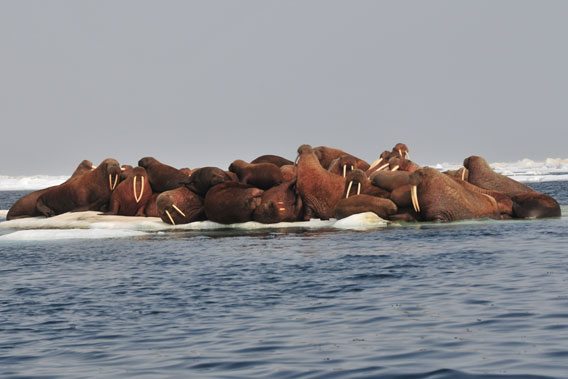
[35,158,121,217]
[138,157,189,193]
[104,166,152,216]
[6,159,96,220]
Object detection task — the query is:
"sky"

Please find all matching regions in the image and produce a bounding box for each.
[1,1,567,175]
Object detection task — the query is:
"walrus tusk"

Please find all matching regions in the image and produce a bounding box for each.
[461,168,466,181]
[346,180,353,199]
[406,152,410,160]
[351,165,354,171]
[165,209,176,225]
[109,174,119,190]
[357,182,361,195]
[411,185,421,213]
[113,174,118,190]
[172,204,186,218]
[343,165,346,177]
[133,176,144,203]
[391,165,399,172]
[91,165,97,169]
[279,207,286,211]
[369,157,383,170]
[377,163,390,172]
[398,149,403,158]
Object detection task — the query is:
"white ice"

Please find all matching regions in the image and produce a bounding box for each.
[0,211,389,241]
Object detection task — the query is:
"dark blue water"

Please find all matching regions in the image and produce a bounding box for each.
[1,182,567,378]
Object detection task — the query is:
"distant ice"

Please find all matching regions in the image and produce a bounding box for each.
[0,175,68,191]
[432,157,568,183]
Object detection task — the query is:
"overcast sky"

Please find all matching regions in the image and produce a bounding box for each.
[1,1,566,175]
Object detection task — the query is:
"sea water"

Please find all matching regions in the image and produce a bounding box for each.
[1,161,567,378]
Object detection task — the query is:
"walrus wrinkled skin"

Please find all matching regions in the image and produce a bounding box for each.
[464,156,535,196]
[157,186,205,225]
[334,195,398,220]
[296,144,345,220]
[313,146,370,171]
[35,158,121,217]
[250,154,294,167]
[449,177,514,218]
[253,179,303,223]
[138,157,188,193]
[204,182,263,224]
[104,166,152,216]
[511,193,561,219]
[229,159,284,190]
[6,159,96,220]
[181,167,233,197]
[408,167,500,222]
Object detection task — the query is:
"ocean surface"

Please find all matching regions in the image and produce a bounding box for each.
[1,160,568,378]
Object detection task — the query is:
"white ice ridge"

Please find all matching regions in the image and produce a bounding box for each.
[0,211,389,240]
[432,157,568,183]
[0,175,68,191]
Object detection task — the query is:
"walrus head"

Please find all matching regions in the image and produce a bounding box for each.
[97,158,121,191]
[138,157,158,169]
[344,169,366,199]
[392,143,410,160]
[295,144,313,165]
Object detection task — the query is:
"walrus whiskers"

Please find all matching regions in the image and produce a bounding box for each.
[172,204,186,218]
[165,209,176,225]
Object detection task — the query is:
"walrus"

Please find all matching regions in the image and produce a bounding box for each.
[253,179,303,223]
[180,166,234,197]
[327,155,358,178]
[408,167,500,222]
[334,195,398,220]
[204,181,263,224]
[157,186,205,225]
[463,156,535,196]
[229,159,284,190]
[250,154,294,167]
[35,158,121,217]
[104,166,152,216]
[138,157,189,193]
[295,144,345,220]
[343,169,390,199]
[6,159,96,220]
[313,146,370,171]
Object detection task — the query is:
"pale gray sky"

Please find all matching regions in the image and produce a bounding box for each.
[1,1,567,175]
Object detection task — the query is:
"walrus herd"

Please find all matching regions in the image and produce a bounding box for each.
[6,144,562,224]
